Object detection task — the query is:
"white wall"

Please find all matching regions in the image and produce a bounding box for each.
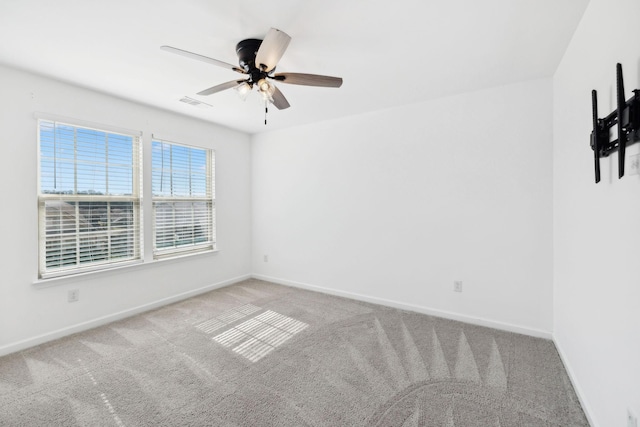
[553,0,640,425]
[252,78,554,336]
[0,65,252,354]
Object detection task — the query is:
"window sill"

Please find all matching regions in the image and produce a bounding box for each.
[32,249,219,288]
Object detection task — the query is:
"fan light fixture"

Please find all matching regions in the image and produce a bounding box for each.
[257,79,270,92]
[233,79,274,103]
[257,78,275,102]
[234,82,252,100]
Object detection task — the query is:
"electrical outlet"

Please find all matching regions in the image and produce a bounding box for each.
[68,289,79,303]
[454,281,463,292]
[263,254,268,262]
[629,409,638,427]
[629,153,640,176]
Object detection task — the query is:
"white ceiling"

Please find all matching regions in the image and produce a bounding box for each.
[0,0,589,134]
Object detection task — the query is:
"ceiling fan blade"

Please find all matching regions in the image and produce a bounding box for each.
[197,80,245,96]
[161,46,245,74]
[255,28,291,72]
[271,86,290,110]
[273,73,343,88]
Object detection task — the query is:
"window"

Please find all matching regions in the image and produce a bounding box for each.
[152,139,215,259]
[38,120,142,278]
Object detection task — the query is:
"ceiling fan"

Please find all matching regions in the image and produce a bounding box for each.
[161,28,343,115]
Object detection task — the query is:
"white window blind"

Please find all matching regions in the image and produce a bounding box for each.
[152,139,215,259]
[38,120,142,278]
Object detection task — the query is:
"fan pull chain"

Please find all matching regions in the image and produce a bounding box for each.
[265,101,268,125]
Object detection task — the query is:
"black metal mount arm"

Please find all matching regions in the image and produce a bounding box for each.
[590,63,640,183]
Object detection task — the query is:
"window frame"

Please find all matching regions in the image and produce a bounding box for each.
[151,138,216,260]
[37,118,143,279]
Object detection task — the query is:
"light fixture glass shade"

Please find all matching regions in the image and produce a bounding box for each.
[234,82,252,101]
[257,79,275,102]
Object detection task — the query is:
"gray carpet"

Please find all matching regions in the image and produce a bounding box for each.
[0,279,589,426]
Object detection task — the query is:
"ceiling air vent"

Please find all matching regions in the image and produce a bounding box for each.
[179,96,212,109]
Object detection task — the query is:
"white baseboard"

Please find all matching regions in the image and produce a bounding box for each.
[0,272,553,356]
[553,335,598,427]
[252,274,553,339]
[0,274,250,357]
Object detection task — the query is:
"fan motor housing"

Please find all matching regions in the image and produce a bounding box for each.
[236,39,262,71]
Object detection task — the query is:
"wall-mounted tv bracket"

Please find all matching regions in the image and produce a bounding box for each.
[590,63,640,183]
